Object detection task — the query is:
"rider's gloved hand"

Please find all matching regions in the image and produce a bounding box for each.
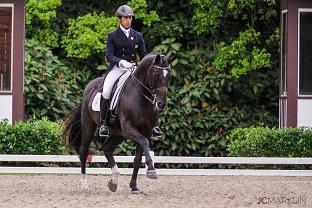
[119,60,133,68]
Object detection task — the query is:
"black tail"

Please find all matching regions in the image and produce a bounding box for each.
[63,103,82,154]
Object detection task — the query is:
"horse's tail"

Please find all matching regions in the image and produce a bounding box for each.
[63,103,82,154]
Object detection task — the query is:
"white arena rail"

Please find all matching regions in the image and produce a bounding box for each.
[0,153,312,176]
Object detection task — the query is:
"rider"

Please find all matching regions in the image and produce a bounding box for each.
[99,4,163,138]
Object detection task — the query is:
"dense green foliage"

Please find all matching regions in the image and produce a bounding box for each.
[0,119,67,154]
[23,0,280,156]
[61,13,118,59]
[214,28,272,77]
[61,0,159,59]
[228,126,312,157]
[26,0,61,47]
[24,39,84,120]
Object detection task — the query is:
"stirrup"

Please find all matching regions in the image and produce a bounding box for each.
[152,126,163,140]
[99,125,109,138]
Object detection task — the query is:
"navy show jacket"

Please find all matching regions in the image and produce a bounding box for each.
[106,27,146,71]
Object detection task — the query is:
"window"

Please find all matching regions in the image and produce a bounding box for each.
[299,10,312,95]
[0,6,12,92]
[280,11,287,96]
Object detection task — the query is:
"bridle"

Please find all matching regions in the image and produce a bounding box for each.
[131,64,170,105]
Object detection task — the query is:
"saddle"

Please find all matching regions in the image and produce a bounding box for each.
[92,69,132,115]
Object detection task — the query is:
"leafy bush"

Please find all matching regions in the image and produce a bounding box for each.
[0,119,67,154]
[128,0,160,26]
[227,126,312,157]
[24,39,83,120]
[26,0,61,47]
[149,43,277,157]
[214,28,271,77]
[61,0,159,59]
[61,13,118,59]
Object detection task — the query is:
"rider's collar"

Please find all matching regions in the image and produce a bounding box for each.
[120,25,131,34]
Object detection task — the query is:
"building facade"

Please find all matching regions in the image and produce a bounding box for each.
[0,0,24,123]
[280,0,312,127]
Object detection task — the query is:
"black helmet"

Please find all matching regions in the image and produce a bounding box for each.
[116,5,134,17]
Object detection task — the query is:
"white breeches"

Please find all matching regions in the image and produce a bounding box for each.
[102,66,129,99]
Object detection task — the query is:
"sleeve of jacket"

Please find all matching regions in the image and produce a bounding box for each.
[138,32,147,60]
[106,32,122,66]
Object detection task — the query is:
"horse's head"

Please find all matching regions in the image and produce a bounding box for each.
[146,54,174,110]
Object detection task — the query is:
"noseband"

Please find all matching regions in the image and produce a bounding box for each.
[131,64,170,105]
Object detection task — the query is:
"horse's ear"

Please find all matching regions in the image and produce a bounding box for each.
[154,54,161,64]
[168,56,176,63]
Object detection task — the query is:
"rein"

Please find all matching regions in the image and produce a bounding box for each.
[131,74,157,104]
[130,64,170,105]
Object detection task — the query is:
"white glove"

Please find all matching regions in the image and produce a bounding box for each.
[119,60,132,68]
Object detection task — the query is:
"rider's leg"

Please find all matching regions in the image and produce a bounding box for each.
[99,96,110,137]
[99,66,128,137]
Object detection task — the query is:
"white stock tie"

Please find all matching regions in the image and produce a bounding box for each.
[124,30,129,38]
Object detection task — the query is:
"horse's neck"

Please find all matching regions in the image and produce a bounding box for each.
[127,65,154,107]
[133,65,148,85]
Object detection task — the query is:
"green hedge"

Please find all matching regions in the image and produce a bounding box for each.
[227,126,312,157]
[0,118,67,154]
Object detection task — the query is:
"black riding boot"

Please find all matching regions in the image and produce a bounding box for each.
[152,126,163,139]
[99,96,109,138]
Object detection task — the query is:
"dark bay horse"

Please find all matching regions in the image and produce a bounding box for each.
[63,53,173,193]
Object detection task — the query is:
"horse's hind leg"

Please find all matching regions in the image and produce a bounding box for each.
[129,144,143,194]
[101,136,123,192]
[80,111,97,190]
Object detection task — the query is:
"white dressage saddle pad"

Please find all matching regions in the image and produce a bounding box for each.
[92,70,131,111]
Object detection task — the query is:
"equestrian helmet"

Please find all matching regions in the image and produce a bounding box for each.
[116,5,134,17]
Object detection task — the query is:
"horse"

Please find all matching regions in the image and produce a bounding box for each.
[63,52,173,193]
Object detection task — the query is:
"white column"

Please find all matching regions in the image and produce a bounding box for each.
[297,99,312,127]
[0,95,12,123]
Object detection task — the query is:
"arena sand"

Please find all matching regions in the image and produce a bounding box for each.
[0,174,311,208]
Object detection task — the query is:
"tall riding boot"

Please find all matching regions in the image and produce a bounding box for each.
[99,96,110,138]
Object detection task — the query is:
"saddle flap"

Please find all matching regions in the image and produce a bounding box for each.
[91,70,132,112]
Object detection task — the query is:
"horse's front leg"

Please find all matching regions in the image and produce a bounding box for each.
[124,129,157,179]
[138,137,157,179]
[130,144,143,194]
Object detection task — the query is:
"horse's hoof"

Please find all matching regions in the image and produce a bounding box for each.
[131,189,140,194]
[108,179,117,192]
[146,169,158,179]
